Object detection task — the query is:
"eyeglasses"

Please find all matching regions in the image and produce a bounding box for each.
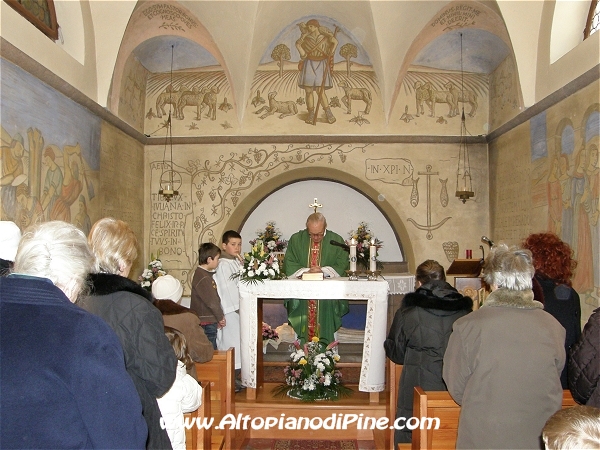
[309,232,325,238]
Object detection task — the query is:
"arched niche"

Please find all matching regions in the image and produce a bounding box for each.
[221,166,416,273]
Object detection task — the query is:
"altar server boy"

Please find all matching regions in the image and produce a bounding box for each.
[214,230,244,392]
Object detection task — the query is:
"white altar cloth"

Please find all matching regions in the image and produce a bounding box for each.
[239,279,389,392]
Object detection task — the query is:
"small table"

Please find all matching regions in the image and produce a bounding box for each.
[239,278,389,399]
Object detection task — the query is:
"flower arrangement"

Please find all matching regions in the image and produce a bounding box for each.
[233,239,286,285]
[262,322,279,341]
[250,221,287,253]
[272,337,352,402]
[139,254,167,292]
[347,221,384,270]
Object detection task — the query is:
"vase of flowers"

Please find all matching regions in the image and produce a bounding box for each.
[233,239,286,285]
[250,221,287,253]
[347,221,383,271]
[262,322,279,341]
[139,254,167,292]
[272,337,352,402]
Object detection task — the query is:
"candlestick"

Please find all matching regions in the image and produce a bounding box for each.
[349,238,357,272]
[369,239,377,272]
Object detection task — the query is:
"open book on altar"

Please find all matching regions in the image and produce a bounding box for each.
[301,272,324,280]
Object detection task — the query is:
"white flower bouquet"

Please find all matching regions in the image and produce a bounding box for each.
[233,239,286,285]
[272,337,352,402]
[139,256,167,291]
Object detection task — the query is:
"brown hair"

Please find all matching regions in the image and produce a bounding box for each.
[522,232,576,286]
[198,242,221,265]
[164,326,193,370]
[415,260,446,285]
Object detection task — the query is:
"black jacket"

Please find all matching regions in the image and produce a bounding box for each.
[79,273,177,450]
[536,275,581,388]
[384,280,472,445]
[569,307,600,408]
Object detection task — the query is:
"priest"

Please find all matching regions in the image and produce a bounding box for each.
[283,211,350,344]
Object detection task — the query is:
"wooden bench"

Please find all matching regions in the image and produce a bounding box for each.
[194,348,235,450]
[411,388,577,450]
[184,380,211,450]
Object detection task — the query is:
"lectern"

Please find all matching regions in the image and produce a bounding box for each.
[447,259,485,309]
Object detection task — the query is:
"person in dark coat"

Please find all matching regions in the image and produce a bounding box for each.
[568,307,600,408]
[78,217,177,450]
[523,232,581,388]
[1,221,147,449]
[384,259,472,446]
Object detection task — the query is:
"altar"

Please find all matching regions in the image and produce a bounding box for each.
[239,278,393,398]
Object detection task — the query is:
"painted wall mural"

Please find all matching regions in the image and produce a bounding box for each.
[138,36,233,137]
[529,107,600,306]
[0,59,100,235]
[491,82,599,322]
[246,16,380,134]
[146,140,489,293]
[392,27,510,136]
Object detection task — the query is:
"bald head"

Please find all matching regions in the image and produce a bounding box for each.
[306,212,327,228]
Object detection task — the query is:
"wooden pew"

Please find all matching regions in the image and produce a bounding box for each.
[194,348,235,450]
[184,380,211,450]
[411,388,577,450]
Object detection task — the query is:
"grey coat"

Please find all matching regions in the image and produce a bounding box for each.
[443,288,565,450]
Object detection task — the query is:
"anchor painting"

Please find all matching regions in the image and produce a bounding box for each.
[407,165,452,240]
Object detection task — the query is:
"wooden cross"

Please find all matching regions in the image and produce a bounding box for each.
[309,197,322,213]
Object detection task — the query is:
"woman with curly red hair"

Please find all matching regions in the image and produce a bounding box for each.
[522,232,581,388]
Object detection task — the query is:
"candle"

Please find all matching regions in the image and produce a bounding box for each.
[349,238,357,272]
[369,239,377,272]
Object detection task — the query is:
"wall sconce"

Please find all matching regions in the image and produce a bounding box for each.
[455,33,474,204]
[158,45,180,202]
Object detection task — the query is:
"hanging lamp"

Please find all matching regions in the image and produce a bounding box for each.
[158,44,180,202]
[455,32,474,204]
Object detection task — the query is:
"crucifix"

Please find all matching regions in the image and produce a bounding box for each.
[309,197,322,213]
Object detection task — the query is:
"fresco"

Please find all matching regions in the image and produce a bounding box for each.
[392,27,509,136]
[246,16,381,134]
[139,36,234,136]
[0,59,99,235]
[526,100,599,311]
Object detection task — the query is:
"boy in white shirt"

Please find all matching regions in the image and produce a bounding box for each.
[214,230,244,392]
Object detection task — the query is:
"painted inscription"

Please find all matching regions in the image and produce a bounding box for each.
[365,158,414,186]
[142,3,197,30]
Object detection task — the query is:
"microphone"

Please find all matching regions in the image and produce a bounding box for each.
[481,236,495,247]
[330,240,350,252]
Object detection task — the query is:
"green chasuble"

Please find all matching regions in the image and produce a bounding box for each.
[283,229,350,344]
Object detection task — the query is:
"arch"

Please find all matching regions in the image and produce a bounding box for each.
[222,166,416,273]
[108,1,233,117]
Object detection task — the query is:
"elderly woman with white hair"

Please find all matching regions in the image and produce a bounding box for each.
[443,243,566,450]
[0,221,147,448]
[78,217,176,450]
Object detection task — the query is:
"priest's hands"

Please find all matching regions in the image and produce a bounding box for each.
[308,265,323,273]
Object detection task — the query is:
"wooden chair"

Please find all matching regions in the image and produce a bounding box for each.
[411,388,578,450]
[184,381,211,449]
[194,348,235,450]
